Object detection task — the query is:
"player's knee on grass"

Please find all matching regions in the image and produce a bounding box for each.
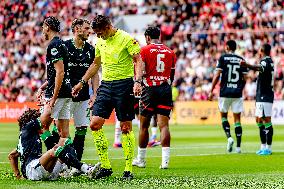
[120,121,131,134]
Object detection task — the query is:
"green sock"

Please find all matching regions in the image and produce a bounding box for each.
[257,123,264,127]
[92,129,111,169]
[264,122,272,128]
[122,131,135,172]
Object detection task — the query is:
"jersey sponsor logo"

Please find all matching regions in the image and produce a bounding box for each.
[68,62,89,67]
[150,48,171,53]
[51,48,58,55]
[224,56,242,63]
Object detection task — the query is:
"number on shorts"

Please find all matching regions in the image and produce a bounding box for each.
[86,108,90,118]
[156,54,165,72]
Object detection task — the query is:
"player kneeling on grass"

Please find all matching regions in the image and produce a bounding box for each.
[132,26,176,169]
[240,44,274,155]
[8,108,99,181]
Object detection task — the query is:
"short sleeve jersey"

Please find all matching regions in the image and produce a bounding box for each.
[95,29,140,81]
[216,53,248,98]
[140,43,176,87]
[64,39,95,102]
[45,36,72,98]
[256,56,274,103]
[16,119,42,178]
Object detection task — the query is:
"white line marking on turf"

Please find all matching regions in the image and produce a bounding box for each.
[1,150,284,164]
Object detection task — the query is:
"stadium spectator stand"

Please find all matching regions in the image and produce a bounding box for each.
[0,0,283,102]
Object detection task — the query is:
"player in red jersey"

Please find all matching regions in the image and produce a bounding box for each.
[132,26,176,169]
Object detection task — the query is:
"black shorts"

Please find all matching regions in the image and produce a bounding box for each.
[140,83,173,118]
[93,78,135,121]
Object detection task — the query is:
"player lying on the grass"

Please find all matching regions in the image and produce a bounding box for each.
[132,26,176,169]
[8,108,99,180]
[240,44,274,155]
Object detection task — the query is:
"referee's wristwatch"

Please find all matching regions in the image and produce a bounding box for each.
[134,79,142,84]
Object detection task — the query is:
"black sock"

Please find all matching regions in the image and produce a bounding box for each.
[222,118,231,138]
[266,125,273,146]
[56,144,82,170]
[44,135,59,150]
[41,130,59,150]
[258,125,267,144]
[234,123,242,147]
[73,128,86,161]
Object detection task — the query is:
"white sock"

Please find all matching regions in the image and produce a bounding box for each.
[114,120,121,144]
[137,120,140,129]
[267,145,272,150]
[261,144,266,150]
[151,127,158,139]
[162,147,170,166]
[80,164,89,173]
[138,147,146,161]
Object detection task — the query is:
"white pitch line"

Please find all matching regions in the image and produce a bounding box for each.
[1,150,284,164]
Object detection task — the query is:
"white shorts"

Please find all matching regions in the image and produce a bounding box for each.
[41,98,72,120]
[70,100,90,127]
[25,159,50,181]
[255,102,273,117]
[218,97,243,113]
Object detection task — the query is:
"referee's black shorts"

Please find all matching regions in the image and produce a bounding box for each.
[140,83,173,118]
[92,78,135,121]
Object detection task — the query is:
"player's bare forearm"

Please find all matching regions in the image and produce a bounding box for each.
[82,57,101,82]
[133,54,143,80]
[241,60,261,71]
[39,81,48,90]
[210,70,221,93]
[53,60,64,99]
[91,73,100,99]
[8,149,21,178]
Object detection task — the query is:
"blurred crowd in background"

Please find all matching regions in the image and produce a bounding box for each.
[0,0,283,102]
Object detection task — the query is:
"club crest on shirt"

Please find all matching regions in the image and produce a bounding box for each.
[51,48,58,56]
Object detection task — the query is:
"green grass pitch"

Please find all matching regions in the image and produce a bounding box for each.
[1,123,284,188]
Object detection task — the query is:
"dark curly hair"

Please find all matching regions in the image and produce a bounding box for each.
[44,16,61,32]
[91,15,111,30]
[18,108,40,130]
[71,18,90,33]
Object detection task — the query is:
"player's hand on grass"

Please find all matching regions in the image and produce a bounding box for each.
[208,92,213,101]
[133,82,142,97]
[72,82,83,97]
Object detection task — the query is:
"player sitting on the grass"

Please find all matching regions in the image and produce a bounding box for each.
[8,108,99,180]
[208,40,248,153]
[241,44,274,155]
[132,26,176,169]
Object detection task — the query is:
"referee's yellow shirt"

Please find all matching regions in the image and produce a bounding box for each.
[95,29,140,81]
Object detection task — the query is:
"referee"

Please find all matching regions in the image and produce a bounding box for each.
[72,15,142,180]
